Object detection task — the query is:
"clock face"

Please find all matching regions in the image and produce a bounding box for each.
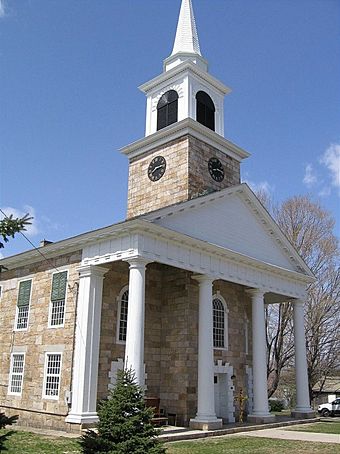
[208,157,224,182]
[148,156,167,182]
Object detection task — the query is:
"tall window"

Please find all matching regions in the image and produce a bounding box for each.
[157,90,178,131]
[49,271,68,327]
[117,287,129,343]
[8,353,25,395]
[43,353,62,399]
[15,280,32,330]
[196,91,215,131]
[213,295,228,349]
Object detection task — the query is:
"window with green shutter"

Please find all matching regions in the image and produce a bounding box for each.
[49,271,68,327]
[51,271,67,302]
[16,280,32,330]
[17,280,32,307]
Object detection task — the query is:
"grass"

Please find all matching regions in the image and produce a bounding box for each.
[165,437,340,453]
[287,421,340,435]
[1,430,340,454]
[0,430,81,453]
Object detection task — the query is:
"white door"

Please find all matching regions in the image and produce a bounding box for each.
[214,374,229,421]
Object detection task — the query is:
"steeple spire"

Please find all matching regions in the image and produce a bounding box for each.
[171,0,201,57]
[164,0,208,72]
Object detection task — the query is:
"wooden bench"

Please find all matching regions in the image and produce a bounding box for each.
[144,397,168,426]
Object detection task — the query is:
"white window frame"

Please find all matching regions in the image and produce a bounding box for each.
[116,285,129,345]
[212,292,229,351]
[42,352,63,400]
[8,352,25,396]
[48,270,69,329]
[14,279,32,332]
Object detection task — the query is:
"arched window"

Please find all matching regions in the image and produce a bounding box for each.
[196,91,215,131]
[213,294,228,349]
[157,90,178,131]
[116,286,129,343]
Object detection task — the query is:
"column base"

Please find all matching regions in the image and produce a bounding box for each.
[189,417,223,431]
[291,410,316,419]
[65,412,99,424]
[247,414,276,424]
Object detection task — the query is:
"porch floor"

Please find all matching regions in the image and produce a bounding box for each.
[159,415,320,442]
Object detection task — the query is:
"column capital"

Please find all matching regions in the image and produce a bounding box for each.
[191,274,215,284]
[76,264,109,279]
[245,288,266,299]
[123,256,152,269]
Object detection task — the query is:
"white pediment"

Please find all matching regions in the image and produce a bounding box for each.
[144,185,311,275]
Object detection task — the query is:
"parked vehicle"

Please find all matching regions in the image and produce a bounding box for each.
[318,398,340,417]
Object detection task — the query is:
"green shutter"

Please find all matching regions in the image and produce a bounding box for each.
[51,271,67,301]
[17,280,32,307]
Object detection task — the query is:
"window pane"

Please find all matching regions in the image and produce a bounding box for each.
[45,354,61,398]
[16,305,29,330]
[213,298,225,348]
[119,290,129,342]
[10,354,24,394]
[50,300,65,326]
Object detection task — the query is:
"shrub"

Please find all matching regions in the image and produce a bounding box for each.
[269,400,284,412]
[80,368,166,454]
[0,412,18,450]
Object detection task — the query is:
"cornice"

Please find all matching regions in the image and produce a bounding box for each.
[139,61,231,95]
[0,216,314,289]
[120,118,250,162]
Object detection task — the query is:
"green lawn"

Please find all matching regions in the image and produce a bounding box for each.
[1,431,340,454]
[287,421,340,435]
[0,430,81,453]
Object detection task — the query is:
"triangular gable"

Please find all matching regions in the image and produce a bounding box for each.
[143,184,312,275]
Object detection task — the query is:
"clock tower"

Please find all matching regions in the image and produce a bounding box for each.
[122,0,250,219]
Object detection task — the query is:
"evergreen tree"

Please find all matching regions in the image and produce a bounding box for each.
[0,412,18,451]
[80,369,166,454]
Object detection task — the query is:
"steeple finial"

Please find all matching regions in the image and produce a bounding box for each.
[171,0,201,56]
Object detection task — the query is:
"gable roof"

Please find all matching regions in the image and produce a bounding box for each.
[142,184,313,277]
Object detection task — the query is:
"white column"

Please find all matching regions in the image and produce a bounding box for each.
[66,265,108,424]
[246,289,275,423]
[292,299,314,418]
[190,275,222,430]
[124,257,150,387]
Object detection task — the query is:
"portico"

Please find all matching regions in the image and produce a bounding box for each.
[65,187,314,428]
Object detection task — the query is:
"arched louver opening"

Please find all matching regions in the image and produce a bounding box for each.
[157,90,179,131]
[196,91,215,131]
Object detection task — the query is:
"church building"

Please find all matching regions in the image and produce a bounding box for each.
[0,0,315,432]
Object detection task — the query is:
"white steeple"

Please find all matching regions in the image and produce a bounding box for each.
[140,0,231,137]
[164,0,208,72]
[171,0,201,57]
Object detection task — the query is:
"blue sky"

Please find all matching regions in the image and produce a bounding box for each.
[1,0,339,258]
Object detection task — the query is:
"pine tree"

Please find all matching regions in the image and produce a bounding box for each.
[0,412,18,450]
[80,369,166,454]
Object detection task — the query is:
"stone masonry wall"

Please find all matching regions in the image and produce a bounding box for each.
[126,134,241,219]
[127,136,190,219]
[0,252,82,432]
[188,136,240,199]
[98,262,252,426]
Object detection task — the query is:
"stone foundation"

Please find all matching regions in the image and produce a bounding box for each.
[247,414,276,424]
[0,406,81,434]
[291,410,316,419]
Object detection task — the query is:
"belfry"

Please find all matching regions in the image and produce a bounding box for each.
[0,0,315,433]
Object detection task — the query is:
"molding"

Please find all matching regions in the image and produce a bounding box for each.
[120,118,250,162]
[139,60,231,95]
